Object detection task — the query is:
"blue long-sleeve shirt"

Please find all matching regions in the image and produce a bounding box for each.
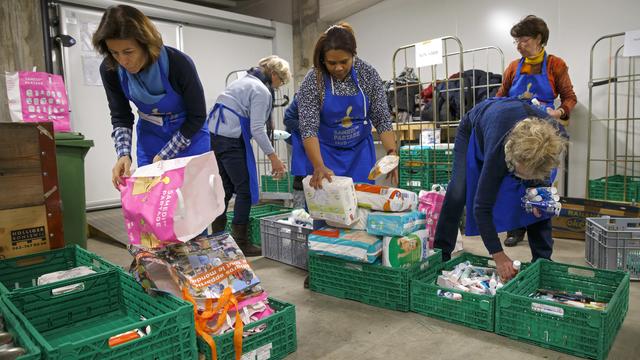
[462,98,551,254]
[283,95,299,145]
[208,73,275,155]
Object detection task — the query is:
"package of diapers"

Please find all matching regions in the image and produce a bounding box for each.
[308,228,382,263]
[367,211,426,236]
[383,230,429,268]
[326,207,371,230]
[303,176,358,225]
[354,183,417,212]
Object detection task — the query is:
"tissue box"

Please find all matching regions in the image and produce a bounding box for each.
[383,230,429,268]
[354,184,417,212]
[303,176,358,225]
[367,211,426,236]
[308,228,382,263]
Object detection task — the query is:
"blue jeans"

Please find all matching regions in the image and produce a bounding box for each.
[433,115,553,262]
[211,134,251,225]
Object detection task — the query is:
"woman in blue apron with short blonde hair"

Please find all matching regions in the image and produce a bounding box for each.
[295,22,398,189]
[93,4,210,189]
[433,98,567,281]
[207,56,291,256]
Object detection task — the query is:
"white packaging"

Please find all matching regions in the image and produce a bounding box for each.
[354,184,417,212]
[326,207,370,230]
[302,176,358,226]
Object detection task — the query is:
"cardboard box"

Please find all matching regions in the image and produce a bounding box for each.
[0,205,52,259]
[552,197,640,240]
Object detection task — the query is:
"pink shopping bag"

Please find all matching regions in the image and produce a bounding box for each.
[5,71,71,132]
[119,151,225,249]
[418,185,446,249]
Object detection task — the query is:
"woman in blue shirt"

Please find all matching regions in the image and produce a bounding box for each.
[207,56,291,256]
[93,5,209,189]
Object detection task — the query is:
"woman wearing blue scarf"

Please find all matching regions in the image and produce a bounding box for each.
[207,56,291,256]
[93,5,210,189]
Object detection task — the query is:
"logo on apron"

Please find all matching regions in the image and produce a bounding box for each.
[517,83,537,100]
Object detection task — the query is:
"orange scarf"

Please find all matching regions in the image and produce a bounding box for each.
[521,48,545,74]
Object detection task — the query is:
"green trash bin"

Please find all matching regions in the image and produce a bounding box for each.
[55,133,94,248]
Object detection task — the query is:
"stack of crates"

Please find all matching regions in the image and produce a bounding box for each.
[260,213,313,269]
[399,145,453,193]
[0,244,299,360]
[225,204,293,246]
[585,217,640,280]
[0,245,199,359]
[588,175,640,203]
[261,173,294,193]
[308,249,442,311]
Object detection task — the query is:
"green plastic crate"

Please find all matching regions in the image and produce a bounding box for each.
[6,271,197,360]
[197,298,297,360]
[399,146,454,165]
[410,253,505,332]
[399,167,451,189]
[0,298,41,360]
[261,174,294,193]
[226,204,292,246]
[0,244,122,295]
[308,249,442,312]
[496,260,630,360]
[588,175,640,202]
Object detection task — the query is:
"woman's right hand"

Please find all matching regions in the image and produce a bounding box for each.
[112,155,132,190]
[269,154,286,180]
[310,165,334,189]
[492,251,517,281]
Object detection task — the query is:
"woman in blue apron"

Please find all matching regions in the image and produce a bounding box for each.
[433,98,567,281]
[93,5,210,189]
[295,23,398,188]
[497,15,576,247]
[207,56,291,256]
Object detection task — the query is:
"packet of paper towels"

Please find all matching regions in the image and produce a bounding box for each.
[302,175,358,226]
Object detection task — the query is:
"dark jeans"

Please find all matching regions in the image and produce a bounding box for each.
[433,116,554,262]
[211,134,251,225]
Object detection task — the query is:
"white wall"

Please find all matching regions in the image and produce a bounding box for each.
[345,0,640,197]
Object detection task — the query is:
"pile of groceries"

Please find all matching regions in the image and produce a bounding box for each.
[435,261,521,299]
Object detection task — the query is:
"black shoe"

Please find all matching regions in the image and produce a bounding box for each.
[505,229,526,247]
[232,223,262,256]
[210,214,228,234]
[303,275,309,289]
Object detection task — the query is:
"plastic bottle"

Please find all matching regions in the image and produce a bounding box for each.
[513,260,521,272]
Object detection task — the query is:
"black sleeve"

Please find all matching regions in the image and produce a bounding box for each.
[99,60,134,130]
[166,48,207,139]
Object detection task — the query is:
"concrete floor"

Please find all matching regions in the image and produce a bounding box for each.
[88,235,639,360]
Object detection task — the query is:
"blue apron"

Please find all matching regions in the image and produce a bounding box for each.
[119,55,210,167]
[290,130,307,176]
[293,68,376,183]
[464,127,556,236]
[208,103,260,205]
[509,52,556,110]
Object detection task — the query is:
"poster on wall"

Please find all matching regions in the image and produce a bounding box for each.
[623,29,640,57]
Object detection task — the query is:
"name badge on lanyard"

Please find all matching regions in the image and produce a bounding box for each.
[138,111,164,126]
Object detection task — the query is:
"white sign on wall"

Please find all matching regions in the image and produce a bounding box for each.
[415,38,443,68]
[623,29,640,57]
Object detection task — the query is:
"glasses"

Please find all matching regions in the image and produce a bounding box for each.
[513,37,532,45]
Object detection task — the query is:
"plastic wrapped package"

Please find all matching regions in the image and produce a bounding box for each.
[367,211,426,236]
[382,230,429,268]
[308,228,382,263]
[303,176,358,225]
[354,184,417,212]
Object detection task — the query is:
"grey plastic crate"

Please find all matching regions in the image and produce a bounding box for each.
[260,213,312,269]
[585,217,640,280]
